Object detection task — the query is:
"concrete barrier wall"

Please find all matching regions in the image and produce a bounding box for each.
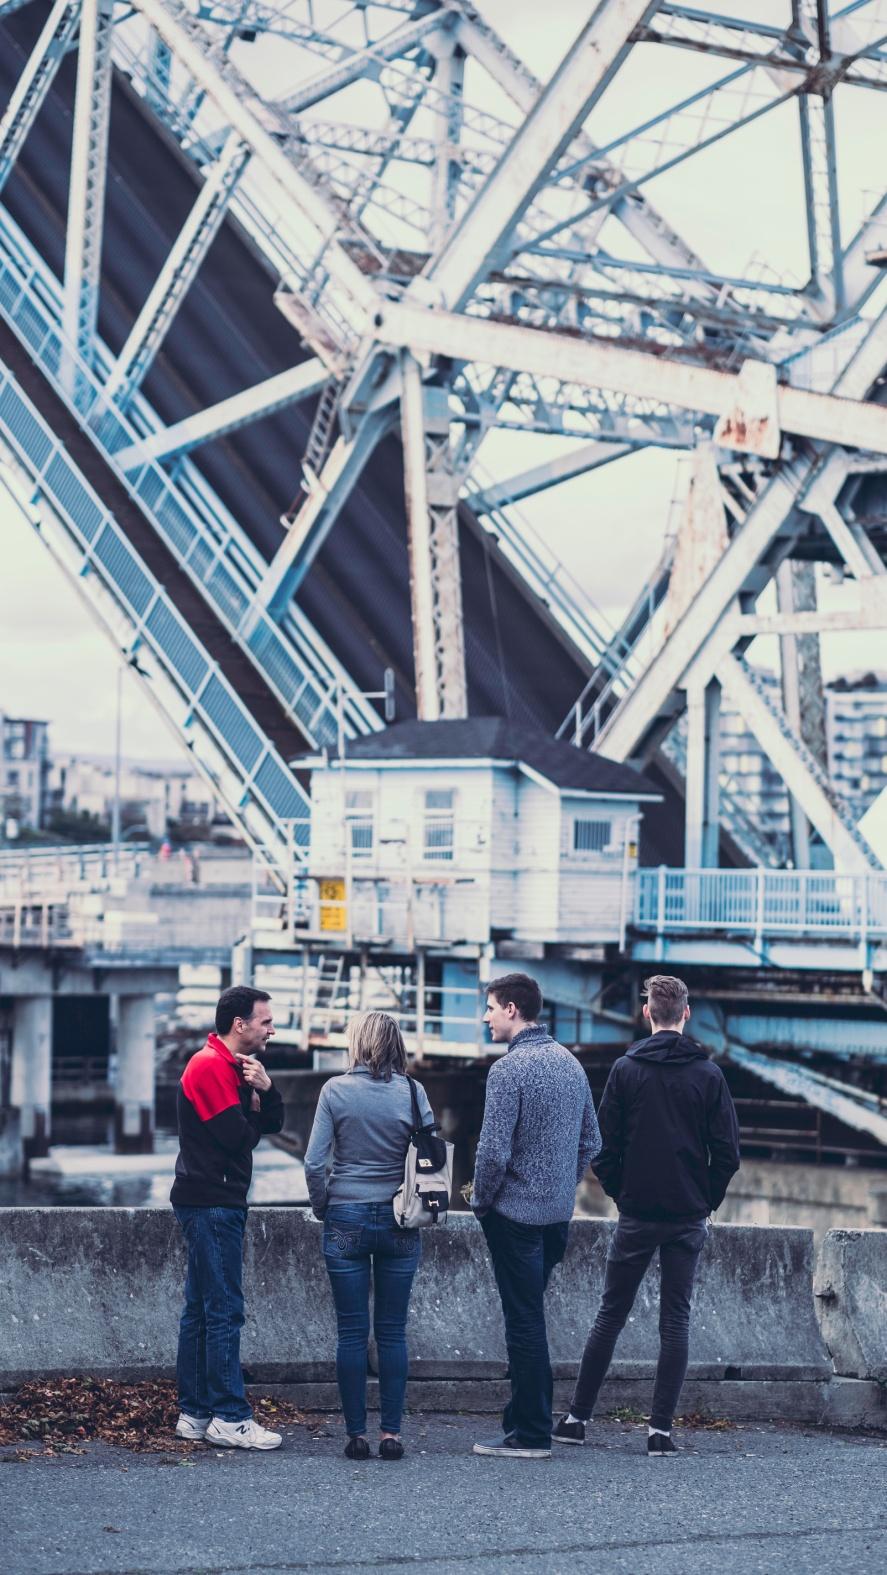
[814,1228,887,1381]
[0,1209,832,1388]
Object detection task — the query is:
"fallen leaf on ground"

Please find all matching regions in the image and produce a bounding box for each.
[0,1378,308,1455]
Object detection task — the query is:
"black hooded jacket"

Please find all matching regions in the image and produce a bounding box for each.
[592,1030,740,1222]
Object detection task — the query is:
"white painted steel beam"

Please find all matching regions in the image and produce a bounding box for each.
[471,441,632,512]
[115,359,328,469]
[799,87,844,314]
[61,0,114,377]
[130,0,381,327]
[400,353,468,720]
[734,586,887,637]
[803,493,887,580]
[684,677,721,869]
[256,411,392,617]
[277,12,450,115]
[0,0,82,197]
[373,301,887,455]
[428,1,657,310]
[595,306,887,763]
[452,0,712,283]
[429,30,464,256]
[103,133,251,409]
[718,653,872,872]
[838,191,887,319]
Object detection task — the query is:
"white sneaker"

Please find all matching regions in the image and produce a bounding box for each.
[175,1413,210,1440]
[205,1417,283,1451]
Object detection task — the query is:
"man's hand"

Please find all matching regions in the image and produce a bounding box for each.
[238,1054,272,1094]
[250,1090,261,1113]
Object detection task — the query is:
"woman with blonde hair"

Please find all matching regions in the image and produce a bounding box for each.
[304,1010,434,1460]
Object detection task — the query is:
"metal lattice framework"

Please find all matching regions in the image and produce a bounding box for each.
[1,0,887,872]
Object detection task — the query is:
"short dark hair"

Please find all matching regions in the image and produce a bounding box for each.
[215,986,271,1035]
[643,975,688,1028]
[486,972,543,1023]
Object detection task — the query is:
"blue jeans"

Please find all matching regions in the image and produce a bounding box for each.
[173,1205,251,1423]
[481,1210,570,1449]
[322,1201,422,1437]
[571,1214,708,1432]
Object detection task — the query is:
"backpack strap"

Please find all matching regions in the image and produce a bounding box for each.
[407,1073,423,1133]
[407,1074,440,1137]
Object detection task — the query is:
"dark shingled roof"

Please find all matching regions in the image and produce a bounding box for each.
[318,719,662,799]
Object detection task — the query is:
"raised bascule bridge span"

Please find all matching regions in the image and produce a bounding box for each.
[1,1,886,1168]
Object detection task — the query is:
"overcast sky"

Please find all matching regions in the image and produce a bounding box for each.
[1,0,884,758]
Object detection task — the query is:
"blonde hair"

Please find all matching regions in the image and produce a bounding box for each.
[346,1011,408,1081]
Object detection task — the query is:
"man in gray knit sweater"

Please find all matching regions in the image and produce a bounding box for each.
[471,973,601,1460]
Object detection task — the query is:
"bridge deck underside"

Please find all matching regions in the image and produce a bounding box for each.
[0,9,591,736]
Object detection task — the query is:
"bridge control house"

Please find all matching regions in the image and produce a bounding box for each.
[303,720,662,951]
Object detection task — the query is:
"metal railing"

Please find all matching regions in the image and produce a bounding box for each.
[0,204,379,754]
[0,842,149,899]
[635,867,887,942]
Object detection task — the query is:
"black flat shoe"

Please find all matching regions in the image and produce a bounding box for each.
[345,1435,370,1459]
[379,1437,404,1460]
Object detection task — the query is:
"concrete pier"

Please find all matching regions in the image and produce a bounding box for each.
[114,996,155,1155]
[9,996,52,1160]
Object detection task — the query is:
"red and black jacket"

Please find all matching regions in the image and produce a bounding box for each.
[170,1033,285,1209]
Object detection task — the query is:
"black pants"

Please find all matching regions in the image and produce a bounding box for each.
[481,1210,570,1448]
[571,1214,708,1432]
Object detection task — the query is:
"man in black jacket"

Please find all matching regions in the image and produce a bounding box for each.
[170,985,285,1450]
[554,975,739,1457]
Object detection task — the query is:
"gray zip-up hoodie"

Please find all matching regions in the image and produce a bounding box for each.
[303,1066,434,1218]
[472,1024,601,1225]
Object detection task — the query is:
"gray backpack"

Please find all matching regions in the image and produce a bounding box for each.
[392,1076,454,1228]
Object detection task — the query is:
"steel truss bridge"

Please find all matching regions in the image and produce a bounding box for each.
[1,0,887,899]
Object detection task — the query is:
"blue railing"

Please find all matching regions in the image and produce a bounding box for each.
[635,867,887,941]
[0,358,307,843]
[0,205,378,754]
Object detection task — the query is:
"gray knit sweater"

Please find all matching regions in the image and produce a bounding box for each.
[472,1024,602,1225]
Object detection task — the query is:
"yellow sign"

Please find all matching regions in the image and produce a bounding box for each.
[319,878,347,932]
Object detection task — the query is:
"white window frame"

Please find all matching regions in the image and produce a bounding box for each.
[571,816,614,856]
[345,788,375,860]
[422,788,455,862]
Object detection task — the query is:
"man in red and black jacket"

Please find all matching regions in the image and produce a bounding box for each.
[170,985,285,1451]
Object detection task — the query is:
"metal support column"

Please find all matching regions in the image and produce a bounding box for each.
[684,677,721,868]
[797,1,845,314]
[10,996,52,1159]
[429,33,464,255]
[0,0,81,197]
[776,559,827,867]
[400,354,467,721]
[61,0,115,386]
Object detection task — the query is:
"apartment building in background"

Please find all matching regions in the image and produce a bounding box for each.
[0,713,50,833]
[49,754,230,841]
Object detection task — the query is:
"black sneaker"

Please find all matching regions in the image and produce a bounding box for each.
[553,1416,586,1446]
[647,1432,679,1458]
[473,1435,551,1459]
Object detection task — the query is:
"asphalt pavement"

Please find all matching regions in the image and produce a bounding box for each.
[3,1412,886,1575]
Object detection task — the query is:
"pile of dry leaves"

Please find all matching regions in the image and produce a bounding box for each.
[0,1377,306,1456]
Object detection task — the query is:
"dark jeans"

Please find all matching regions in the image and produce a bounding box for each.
[481,1210,570,1449]
[571,1214,708,1432]
[173,1204,251,1423]
[322,1201,422,1437]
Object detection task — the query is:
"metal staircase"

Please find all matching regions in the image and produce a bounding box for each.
[300,376,343,493]
[303,954,348,1040]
